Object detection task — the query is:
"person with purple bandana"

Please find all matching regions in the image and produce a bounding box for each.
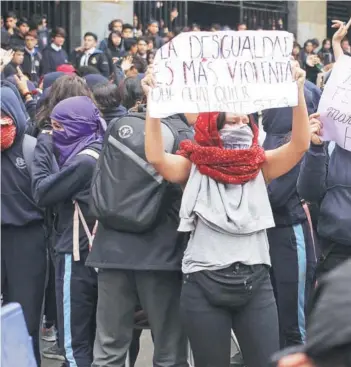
[31,95,104,367]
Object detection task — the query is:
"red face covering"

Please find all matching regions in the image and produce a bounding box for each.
[1,115,17,151]
[177,112,266,185]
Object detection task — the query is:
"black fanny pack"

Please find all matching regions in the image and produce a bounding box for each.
[190,263,268,308]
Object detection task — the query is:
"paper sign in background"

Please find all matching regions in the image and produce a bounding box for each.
[318,54,351,151]
[149,30,298,118]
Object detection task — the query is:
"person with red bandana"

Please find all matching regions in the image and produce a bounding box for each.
[1,85,47,366]
[143,62,311,367]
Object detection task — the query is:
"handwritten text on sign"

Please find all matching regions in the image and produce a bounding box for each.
[318,54,351,151]
[148,31,298,118]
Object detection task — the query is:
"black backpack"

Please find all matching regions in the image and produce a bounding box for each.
[89,112,193,233]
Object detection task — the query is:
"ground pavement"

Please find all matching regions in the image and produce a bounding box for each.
[42,330,153,367]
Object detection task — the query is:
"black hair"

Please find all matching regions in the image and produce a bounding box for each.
[192,23,200,30]
[124,38,137,52]
[30,14,42,29]
[107,31,122,49]
[146,50,155,64]
[108,19,123,31]
[52,27,66,38]
[311,38,320,47]
[119,77,144,110]
[77,65,101,77]
[211,23,221,31]
[13,45,25,53]
[36,75,94,127]
[137,36,147,44]
[5,11,17,20]
[122,23,133,31]
[216,113,226,130]
[148,19,158,26]
[321,38,331,48]
[84,32,98,42]
[92,82,121,111]
[131,55,147,73]
[17,17,29,27]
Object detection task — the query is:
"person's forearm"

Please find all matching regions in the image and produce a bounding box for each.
[145,110,166,164]
[332,40,343,61]
[290,87,310,153]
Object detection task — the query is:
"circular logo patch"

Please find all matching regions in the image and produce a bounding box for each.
[118,125,133,139]
[16,157,26,169]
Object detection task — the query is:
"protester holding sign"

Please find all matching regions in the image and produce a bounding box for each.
[144,34,311,365]
[297,20,351,279]
[148,30,298,118]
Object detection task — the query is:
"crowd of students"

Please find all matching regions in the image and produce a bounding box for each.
[1,9,351,367]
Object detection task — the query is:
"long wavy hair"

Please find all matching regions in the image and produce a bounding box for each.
[36,75,95,129]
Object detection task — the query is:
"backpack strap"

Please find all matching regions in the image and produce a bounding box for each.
[72,149,100,261]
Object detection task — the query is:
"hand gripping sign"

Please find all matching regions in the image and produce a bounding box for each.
[148,30,298,118]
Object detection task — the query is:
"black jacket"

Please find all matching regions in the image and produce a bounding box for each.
[70,49,110,78]
[9,31,25,48]
[22,49,42,85]
[41,45,68,75]
[86,114,194,271]
[31,133,101,253]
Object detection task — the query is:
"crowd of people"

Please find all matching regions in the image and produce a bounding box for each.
[1,8,351,367]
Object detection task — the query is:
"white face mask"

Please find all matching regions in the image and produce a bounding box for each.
[219,125,253,150]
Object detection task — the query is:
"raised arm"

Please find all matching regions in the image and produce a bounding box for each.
[145,110,192,184]
[143,69,192,185]
[297,113,328,203]
[262,67,310,183]
[331,18,351,61]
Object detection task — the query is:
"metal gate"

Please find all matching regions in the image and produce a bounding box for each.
[134,1,288,32]
[1,1,73,50]
[134,1,188,33]
[326,1,351,39]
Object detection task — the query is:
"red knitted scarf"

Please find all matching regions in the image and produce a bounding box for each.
[177,112,266,184]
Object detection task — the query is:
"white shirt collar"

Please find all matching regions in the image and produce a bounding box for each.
[85,47,96,55]
[51,43,62,51]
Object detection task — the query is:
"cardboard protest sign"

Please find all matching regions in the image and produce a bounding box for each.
[318,54,351,151]
[148,30,298,118]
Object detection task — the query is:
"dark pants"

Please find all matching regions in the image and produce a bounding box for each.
[44,252,57,329]
[181,266,279,367]
[268,221,317,348]
[92,269,188,367]
[1,222,47,365]
[316,242,351,279]
[56,251,98,367]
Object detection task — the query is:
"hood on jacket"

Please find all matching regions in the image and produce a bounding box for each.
[102,105,127,124]
[1,80,29,120]
[43,71,65,90]
[1,86,27,140]
[84,74,109,90]
[262,83,322,135]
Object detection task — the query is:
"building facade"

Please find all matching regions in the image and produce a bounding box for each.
[1,0,350,51]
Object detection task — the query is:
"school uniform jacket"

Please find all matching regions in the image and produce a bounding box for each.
[70,49,110,78]
[31,134,101,254]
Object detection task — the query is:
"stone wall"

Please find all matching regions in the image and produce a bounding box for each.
[80,0,134,45]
